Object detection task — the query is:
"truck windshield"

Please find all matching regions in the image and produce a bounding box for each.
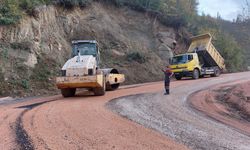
[72,43,97,57]
[171,55,188,64]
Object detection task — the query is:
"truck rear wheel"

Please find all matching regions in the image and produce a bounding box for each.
[61,88,76,97]
[211,69,221,77]
[93,75,106,96]
[192,69,200,80]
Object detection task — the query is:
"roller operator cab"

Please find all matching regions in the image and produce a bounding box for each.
[170,33,226,80]
[56,40,125,97]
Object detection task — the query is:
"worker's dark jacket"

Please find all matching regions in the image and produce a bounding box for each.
[164,69,173,86]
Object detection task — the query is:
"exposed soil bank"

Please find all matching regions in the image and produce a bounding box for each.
[190,81,250,136]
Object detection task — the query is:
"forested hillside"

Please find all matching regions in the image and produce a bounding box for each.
[219,20,250,66]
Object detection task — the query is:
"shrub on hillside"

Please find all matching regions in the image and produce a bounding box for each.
[19,0,49,16]
[126,52,146,64]
[0,68,4,82]
[0,0,22,25]
[55,0,92,8]
[10,41,32,51]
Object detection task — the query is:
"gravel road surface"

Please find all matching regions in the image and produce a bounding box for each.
[107,72,250,150]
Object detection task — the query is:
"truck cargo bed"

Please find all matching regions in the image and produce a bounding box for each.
[188,34,225,70]
[197,50,218,68]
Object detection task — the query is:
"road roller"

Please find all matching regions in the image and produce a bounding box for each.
[56,40,125,97]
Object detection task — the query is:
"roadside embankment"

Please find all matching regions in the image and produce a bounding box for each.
[190,81,250,136]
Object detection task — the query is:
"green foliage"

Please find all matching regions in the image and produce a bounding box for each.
[107,0,198,28]
[30,55,57,82]
[31,63,51,82]
[0,0,22,25]
[10,41,32,51]
[19,0,50,15]
[0,0,198,27]
[0,0,94,24]
[0,68,4,82]
[214,32,247,72]
[126,52,146,64]
[1,48,9,60]
[125,0,162,11]
[189,14,219,35]
[55,0,92,8]
[7,78,29,90]
[21,79,30,89]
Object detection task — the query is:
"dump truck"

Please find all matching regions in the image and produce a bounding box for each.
[170,33,226,80]
[56,40,125,97]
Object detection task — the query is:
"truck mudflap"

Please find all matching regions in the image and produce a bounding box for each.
[56,74,104,89]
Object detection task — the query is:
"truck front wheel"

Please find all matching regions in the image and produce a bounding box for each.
[192,69,200,80]
[175,74,182,80]
[61,88,76,97]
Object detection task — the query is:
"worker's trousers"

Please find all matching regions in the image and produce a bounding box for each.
[165,80,170,94]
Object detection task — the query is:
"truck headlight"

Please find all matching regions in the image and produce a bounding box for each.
[61,70,66,76]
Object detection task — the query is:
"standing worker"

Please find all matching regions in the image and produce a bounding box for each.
[162,66,174,95]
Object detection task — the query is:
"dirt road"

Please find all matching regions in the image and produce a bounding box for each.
[0,72,250,150]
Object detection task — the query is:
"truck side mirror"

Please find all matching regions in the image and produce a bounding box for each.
[169,58,172,64]
[172,41,177,50]
[188,55,193,61]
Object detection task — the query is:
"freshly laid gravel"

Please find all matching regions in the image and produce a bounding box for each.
[107,72,250,150]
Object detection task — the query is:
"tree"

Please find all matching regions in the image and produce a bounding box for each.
[214,32,246,72]
[238,0,250,22]
[0,0,22,25]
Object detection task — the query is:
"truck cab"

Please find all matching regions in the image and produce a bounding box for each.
[170,53,201,80]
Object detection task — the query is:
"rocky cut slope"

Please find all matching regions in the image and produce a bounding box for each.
[0,2,185,97]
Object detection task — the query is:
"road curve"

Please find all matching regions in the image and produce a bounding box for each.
[0,72,249,150]
[0,81,188,149]
[107,72,250,150]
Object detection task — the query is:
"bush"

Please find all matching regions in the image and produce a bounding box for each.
[10,41,32,51]
[21,79,29,89]
[126,52,146,64]
[0,0,22,25]
[1,48,9,60]
[0,68,4,82]
[55,0,92,8]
